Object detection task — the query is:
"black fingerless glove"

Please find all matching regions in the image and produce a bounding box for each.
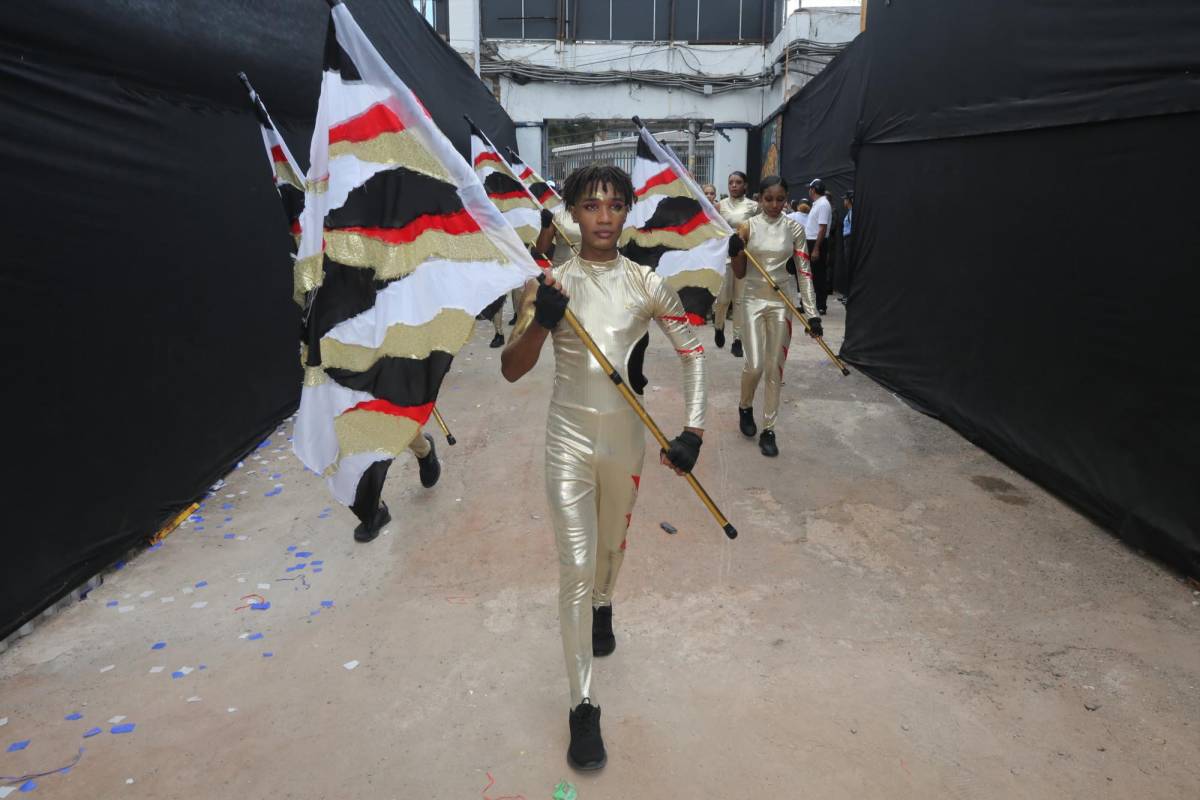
[664,430,703,473]
[533,282,568,330]
[540,208,555,229]
[808,317,824,338]
[727,235,745,258]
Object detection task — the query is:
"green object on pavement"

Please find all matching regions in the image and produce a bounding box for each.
[553,779,578,800]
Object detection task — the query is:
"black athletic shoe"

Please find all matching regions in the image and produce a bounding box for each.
[592,605,616,657]
[759,429,779,457]
[353,501,391,543]
[417,434,440,488]
[490,332,504,348]
[730,339,744,358]
[738,406,757,438]
[567,701,607,771]
[508,315,518,326]
[714,328,726,349]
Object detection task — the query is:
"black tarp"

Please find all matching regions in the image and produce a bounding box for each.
[0,0,519,639]
[841,0,1200,574]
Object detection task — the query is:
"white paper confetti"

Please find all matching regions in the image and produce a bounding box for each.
[0,717,7,726]
[227,707,238,713]
[0,786,16,798]
[126,778,134,784]
[100,664,115,673]
[160,596,175,603]
[149,666,164,674]
[190,601,208,609]
[118,605,135,613]
[181,587,194,595]
[139,591,154,599]
[108,715,126,724]
[236,536,248,541]
[237,577,247,583]
[257,583,270,590]
[343,660,360,671]
[186,696,201,703]
[177,666,194,676]
[238,633,249,640]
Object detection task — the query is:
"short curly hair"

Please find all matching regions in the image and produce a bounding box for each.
[562,165,635,208]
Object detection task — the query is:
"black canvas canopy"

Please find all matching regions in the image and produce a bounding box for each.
[840,0,1200,574]
[0,0,519,638]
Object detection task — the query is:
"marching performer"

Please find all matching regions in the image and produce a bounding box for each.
[713,171,759,355]
[729,176,822,457]
[349,431,441,542]
[502,165,707,771]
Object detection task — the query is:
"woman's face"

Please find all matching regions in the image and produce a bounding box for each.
[760,184,788,218]
[728,174,747,199]
[703,185,717,203]
[570,181,628,254]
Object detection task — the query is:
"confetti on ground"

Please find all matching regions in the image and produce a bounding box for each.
[138,591,154,599]
[343,660,359,671]
[105,600,118,608]
[149,666,164,673]
[262,652,273,658]
[553,779,579,800]
[186,697,201,703]
[64,713,82,721]
[227,708,237,713]
[151,642,166,650]
[320,600,334,608]
[117,606,134,614]
[257,583,270,590]
[82,728,102,739]
[7,740,30,753]
[191,602,208,609]
[110,723,136,734]
[195,581,208,588]
[160,596,174,603]
[19,781,36,793]
[247,633,264,641]
[295,552,313,558]
[99,665,115,673]
[108,716,126,724]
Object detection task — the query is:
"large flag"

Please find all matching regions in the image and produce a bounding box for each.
[467,120,543,246]
[504,147,561,211]
[620,124,733,326]
[240,73,305,254]
[292,2,540,507]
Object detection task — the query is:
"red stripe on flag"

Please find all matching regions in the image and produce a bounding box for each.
[641,210,709,237]
[337,208,481,245]
[289,219,302,236]
[517,167,533,180]
[488,190,528,201]
[474,150,504,168]
[347,399,434,425]
[330,103,405,145]
[270,145,288,165]
[538,189,557,204]
[635,165,678,197]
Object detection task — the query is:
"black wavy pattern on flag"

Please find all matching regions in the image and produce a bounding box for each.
[675,286,716,320]
[483,171,527,198]
[326,351,456,408]
[529,182,555,201]
[634,196,704,231]
[306,257,390,346]
[325,168,464,231]
[620,241,669,268]
[323,21,362,80]
[635,135,661,163]
[477,295,505,320]
[280,184,304,229]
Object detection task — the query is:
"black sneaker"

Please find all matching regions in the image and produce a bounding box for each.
[714,328,725,349]
[489,332,504,348]
[592,605,616,657]
[738,407,757,438]
[567,701,607,771]
[508,315,518,326]
[730,339,744,358]
[416,434,440,488]
[353,501,391,543]
[759,430,779,457]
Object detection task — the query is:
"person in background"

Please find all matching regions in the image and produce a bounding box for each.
[729,175,821,457]
[702,183,718,204]
[713,171,759,355]
[836,191,854,303]
[805,179,833,315]
[788,197,810,229]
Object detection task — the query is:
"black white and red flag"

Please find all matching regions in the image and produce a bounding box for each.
[620,122,733,326]
[291,2,540,509]
[241,73,305,251]
[467,120,544,246]
[504,146,561,211]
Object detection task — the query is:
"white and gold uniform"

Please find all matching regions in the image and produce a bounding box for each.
[515,253,707,706]
[739,213,817,430]
[713,196,759,338]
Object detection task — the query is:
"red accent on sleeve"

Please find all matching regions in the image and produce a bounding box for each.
[676,345,705,355]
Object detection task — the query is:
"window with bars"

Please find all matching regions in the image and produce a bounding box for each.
[482,0,770,43]
[411,0,450,37]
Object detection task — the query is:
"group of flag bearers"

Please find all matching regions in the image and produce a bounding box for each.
[242,0,844,772]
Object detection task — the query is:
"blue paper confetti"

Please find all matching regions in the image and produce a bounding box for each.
[149,543,163,551]
[114,560,126,571]
[195,526,205,531]
[320,600,334,608]
[250,602,270,611]
[247,632,264,641]
[271,473,282,480]
[224,533,236,539]
[151,642,166,650]
[265,487,283,497]
[310,560,324,566]
[19,780,36,793]
[106,600,119,608]
[83,727,102,738]
[65,713,83,721]
[171,671,185,679]
[258,438,271,449]
[195,580,208,588]
[295,551,312,558]
[198,664,207,670]
[313,568,324,573]
[262,652,273,658]
[287,545,297,552]
[110,723,136,734]
[221,503,234,510]
[8,740,31,752]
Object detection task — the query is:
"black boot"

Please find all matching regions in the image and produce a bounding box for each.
[416,434,440,488]
[714,328,725,349]
[759,429,779,457]
[592,605,616,657]
[738,406,757,438]
[508,315,518,325]
[489,332,504,348]
[730,338,744,358]
[567,701,607,771]
[353,501,391,543]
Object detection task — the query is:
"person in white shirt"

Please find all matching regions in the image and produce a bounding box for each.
[787,198,810,229]
[804,179,833,314]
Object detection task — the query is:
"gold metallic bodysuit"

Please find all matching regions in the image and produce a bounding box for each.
[713,196,759,338]
[515,254,707,706]
[739,213,815,430]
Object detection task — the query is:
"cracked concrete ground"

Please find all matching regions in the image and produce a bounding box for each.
[1,304,1197,798]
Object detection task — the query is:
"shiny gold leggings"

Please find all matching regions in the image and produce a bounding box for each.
[546,401,645,706]
[738,296,792,430]
[713,260,743,339]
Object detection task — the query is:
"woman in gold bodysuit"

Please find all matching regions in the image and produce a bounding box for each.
[713,171,759,355]
[730,175,822,456]
[502,166,707,772]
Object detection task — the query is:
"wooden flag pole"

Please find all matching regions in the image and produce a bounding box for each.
[430,406,456,446]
